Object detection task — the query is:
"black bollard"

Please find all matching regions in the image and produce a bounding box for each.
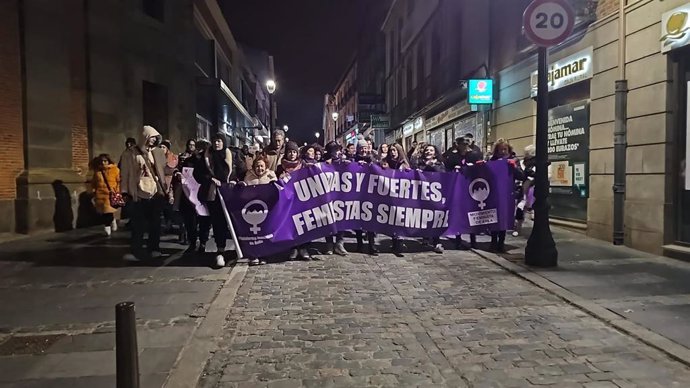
[116,302,140,388]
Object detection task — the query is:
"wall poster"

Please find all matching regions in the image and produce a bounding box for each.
[547,100,590,222]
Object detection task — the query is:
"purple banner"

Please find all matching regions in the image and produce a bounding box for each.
[219,160,515,257]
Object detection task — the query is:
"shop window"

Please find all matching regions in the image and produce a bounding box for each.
[142,0,165,22]
[142,81,168,137]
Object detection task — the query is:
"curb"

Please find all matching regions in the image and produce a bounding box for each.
[473,249,690,368]
[163,262,249,388]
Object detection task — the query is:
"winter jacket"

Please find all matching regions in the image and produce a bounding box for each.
[119,126,167,201]
[92,164,120,214]
[262,143,285,172]
[417,158,446,173]
[443,149,465,171]
[194,148,233,203]
[243,170,278,186]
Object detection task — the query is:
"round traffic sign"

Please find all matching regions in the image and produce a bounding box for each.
[523,0,575,47]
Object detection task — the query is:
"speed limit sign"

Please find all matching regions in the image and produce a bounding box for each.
[523,0,575,47]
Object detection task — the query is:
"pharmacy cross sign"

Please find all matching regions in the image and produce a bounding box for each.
[523,0,575,47]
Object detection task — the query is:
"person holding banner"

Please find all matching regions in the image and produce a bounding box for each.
[323,141,348,256]
[355,138,379,256]
[242,156,278,265]
[276,141,313,261]
[177,139,206,254]
[299,143,319,166]
[384,143,410,257]
[489,139,523,253]
[194,133,235,268]
[416,144,446,254]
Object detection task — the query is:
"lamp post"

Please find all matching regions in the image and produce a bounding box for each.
[315,131,321,146]
[266,80,276,140]
[331,112,339,143]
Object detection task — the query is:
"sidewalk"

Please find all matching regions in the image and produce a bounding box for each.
[0,226,235,387]
[484,226,690,352]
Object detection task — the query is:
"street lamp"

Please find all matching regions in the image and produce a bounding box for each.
[315,132,320,139]
[266,80,276,139]
[331,112,339,122]
[283,125,289,132]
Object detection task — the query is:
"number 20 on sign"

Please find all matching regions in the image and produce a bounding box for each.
[523,0,575,47]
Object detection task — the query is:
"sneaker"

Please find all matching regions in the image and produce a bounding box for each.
[259,259,267,265]
[324,242,334,255]
[215,254,226,267]
[433,244,444,254]
[198,243,206,254]
[334,242,348,256]
[111,220,118,232]
[368,246,379,257]
[289,249,298,260]
[123,253,141,262]
[512,231,519,237]
[104,226,112,237]
[250,258,260,265]
[150,251,162,259]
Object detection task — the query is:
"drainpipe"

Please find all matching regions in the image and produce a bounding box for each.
[613,0,628,245]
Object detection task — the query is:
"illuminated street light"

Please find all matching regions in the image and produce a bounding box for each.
[315,132,320,139]
[331,112,339,122]
[283,125,289,132]
[266,80,276,94]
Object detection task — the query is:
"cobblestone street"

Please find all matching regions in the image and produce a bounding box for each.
[198,248,690,388]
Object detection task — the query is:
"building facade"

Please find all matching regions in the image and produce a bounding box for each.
[381,0,491,152]
[488,0,690,256]
[0,0,271,234]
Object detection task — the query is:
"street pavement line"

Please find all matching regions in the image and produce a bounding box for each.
[473,249,690,368]
[163,263,249,388]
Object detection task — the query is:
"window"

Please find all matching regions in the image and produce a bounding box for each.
[142,0,164,22]
[143,81,168,136]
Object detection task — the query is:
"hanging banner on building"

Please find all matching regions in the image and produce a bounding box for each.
[217,161,516,257]
[548,100,590,221]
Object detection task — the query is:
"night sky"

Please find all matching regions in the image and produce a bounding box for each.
[220,0,372,145]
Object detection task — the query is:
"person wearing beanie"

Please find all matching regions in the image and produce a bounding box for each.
[324,141,341,162]
[193,132,235,268]
[276,141,302,179]
[119,125,168,262]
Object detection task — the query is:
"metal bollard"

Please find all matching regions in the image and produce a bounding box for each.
[116,302,140,388]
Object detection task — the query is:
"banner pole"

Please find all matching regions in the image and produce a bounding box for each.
[217,187,244,260]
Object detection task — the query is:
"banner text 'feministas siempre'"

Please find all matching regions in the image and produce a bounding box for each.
[221,160,515,257]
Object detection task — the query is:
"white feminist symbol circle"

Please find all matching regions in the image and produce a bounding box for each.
[241,199,269,235]
[469,178,490,210]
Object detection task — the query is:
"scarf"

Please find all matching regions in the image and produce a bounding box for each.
[280,158,302,174]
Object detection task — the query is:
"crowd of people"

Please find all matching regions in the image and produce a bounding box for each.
[89,125,536,269]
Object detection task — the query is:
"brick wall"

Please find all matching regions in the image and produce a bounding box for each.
[68,0,90,172]
[596,0,620,19]
[0,0,25,201]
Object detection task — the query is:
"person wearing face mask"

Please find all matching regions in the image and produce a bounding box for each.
[416,144,446,254]
[119,125,168,262]
[383,143,410,257]
[322,141,349,256]
[262,129,286,172]
[194,132,235,268]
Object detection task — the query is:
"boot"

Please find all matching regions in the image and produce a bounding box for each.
[454,235,462,250]
[334,242,348,256]
[356,232,364,253]
[298,248,312,260]
[470,234,477,249]
[368,242,379,257]
[324,241,334,255]
[289,249,298,260]
[392,239,403,257]
[185,241,197,254]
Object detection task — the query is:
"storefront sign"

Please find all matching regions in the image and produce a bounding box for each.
[662,4,690,54]
[403,122,414,136]
[425,102,471,131]
[371,114,390,129]
[414,117,424,132]
[530,46,593,97]
[547,100,590,221]
[468,79,494,104]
